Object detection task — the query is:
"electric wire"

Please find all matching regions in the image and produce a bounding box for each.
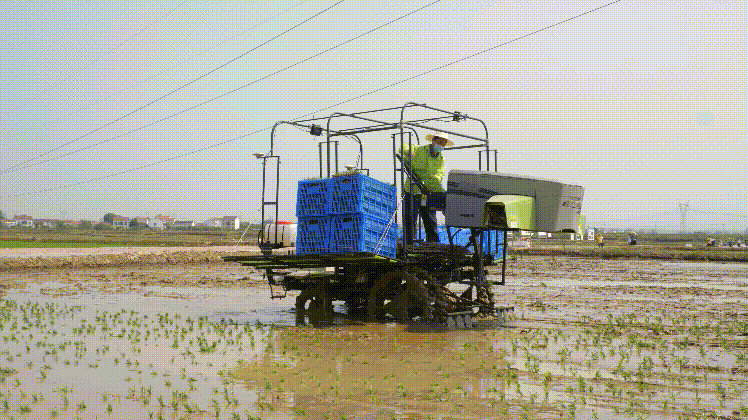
[0,129,266,199]
[298,0,622,119]
[1,0,443,199]
[2,0,433,176]
[0,0,344,174]
[6,0,187,115]
[1,1,619,200]
[2,0,310,170]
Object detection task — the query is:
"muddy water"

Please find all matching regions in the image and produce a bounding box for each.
[0,256,746,419]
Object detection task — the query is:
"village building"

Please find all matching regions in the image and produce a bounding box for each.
[112,215,129,229]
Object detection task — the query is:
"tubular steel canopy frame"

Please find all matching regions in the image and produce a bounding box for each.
[260,103,491,257]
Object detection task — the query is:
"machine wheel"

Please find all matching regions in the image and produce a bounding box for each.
[412,268,454,322]
[343,292,368,317]
[367,270,429,321]
[295,284,332,327]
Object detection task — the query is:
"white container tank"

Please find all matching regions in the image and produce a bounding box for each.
[263,222,297,247]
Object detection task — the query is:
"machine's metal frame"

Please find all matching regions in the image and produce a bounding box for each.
[240,102,511,326]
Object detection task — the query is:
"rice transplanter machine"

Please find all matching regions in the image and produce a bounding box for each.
[224,103,583,327]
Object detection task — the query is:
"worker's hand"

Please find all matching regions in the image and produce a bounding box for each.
[396,146,414,158]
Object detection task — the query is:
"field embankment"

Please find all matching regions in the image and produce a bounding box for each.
[513,243,748,262]
[0,245,260,271]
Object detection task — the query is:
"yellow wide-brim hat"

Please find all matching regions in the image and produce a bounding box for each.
[425,132,454,147]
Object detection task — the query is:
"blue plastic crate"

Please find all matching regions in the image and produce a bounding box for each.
[329,213,397,259]
[296,216,330,254]
[296,179,330,217]
[437,227,506,259]
[480,230,506,259]
[329,174,396,221]
[402,225,506,260]
[437,226,471,245]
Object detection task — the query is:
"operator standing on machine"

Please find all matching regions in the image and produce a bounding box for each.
[401,132,453,244]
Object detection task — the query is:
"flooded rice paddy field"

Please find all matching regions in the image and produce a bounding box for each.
[0,256,746,419]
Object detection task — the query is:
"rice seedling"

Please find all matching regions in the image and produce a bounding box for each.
[211,398,221,417]
[183,402,199,414]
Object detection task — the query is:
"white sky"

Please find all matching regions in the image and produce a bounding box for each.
[1,1,746,232]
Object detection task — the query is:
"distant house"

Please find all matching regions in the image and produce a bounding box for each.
[13,215,34,228]
[143,214,174,230]
[147,218,164,230]
[204,217,223,228]
[173,220,195,228]
[134,217,149,227]
[112,215,129,229]
[35,219,77,228]
[222,216,240,230]
[34,218,59,228]
[155,214,175,227]
[2,220,18,227]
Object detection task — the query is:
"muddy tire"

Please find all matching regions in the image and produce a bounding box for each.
[367,270,430,321]
[343,293,368,317]
[295,284,332,327]
[367,270,405,321]
[412,268,451,321]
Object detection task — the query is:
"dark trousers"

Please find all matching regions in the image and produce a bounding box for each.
[403,192,439,244]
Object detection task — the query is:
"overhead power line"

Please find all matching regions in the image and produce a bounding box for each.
[4,0,310,163]
[1,0,344,174]
[1,0,619,200]
[1,129,268,199]
[300,0,622,118]
[7,0,187,115]
[2,0,434,176]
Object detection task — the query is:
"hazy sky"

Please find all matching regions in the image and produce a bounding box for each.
[1,1,746,232]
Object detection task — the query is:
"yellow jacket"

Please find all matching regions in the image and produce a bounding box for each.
[399,144,444,195]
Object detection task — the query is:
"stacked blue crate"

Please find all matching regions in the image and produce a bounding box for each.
[329,213,397,259]
[296,216,330,254]
[329,174,397,220]
[295,175,397,258]
[296,179,332,255]
[328,174,397,259]
[296,179,330,217]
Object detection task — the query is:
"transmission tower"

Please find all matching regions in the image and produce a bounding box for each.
[678,202,689,233]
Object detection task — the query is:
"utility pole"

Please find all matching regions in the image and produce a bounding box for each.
[678,202,689,233]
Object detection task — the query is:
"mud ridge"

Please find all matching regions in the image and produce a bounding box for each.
[512,246,748,262]
[0,249,259,271]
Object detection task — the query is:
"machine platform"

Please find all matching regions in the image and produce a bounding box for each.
[223,252,399,270]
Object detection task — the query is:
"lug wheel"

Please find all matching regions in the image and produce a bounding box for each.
[343,292,368,317]
[295,284,332,327]
[367,270,429,321]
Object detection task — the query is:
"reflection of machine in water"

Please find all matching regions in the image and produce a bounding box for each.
[224,103,584,328]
